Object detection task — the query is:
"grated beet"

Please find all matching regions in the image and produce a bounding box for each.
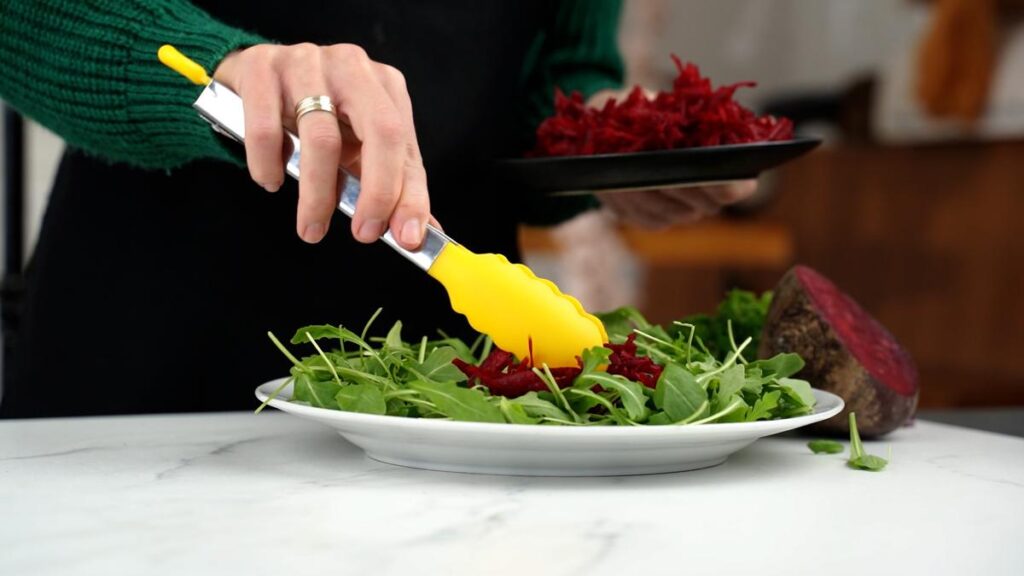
[454,333,666,398]
[759,266,919,437]
[453,343,582,398]
[605,334,663,389]
[530,55,793,157]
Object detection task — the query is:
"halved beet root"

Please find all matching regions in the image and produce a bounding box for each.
[759,266,919,437]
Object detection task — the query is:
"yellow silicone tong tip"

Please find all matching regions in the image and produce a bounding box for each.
[157,45,211,85]
[427,243,608,368]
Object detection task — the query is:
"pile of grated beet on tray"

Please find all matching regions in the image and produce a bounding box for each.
[530,55,794,157]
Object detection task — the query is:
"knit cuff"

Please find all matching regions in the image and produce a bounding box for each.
[124,1,267,168]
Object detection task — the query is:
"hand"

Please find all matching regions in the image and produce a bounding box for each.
[586,88,757,228]
[214,44,430,248]
[596,181,757,229]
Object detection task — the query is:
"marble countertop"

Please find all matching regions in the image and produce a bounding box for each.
[2,412,1022,576]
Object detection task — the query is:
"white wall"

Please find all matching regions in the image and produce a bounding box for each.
[0,113,62,391]
[625,0,925,105]
[0,116,62,275]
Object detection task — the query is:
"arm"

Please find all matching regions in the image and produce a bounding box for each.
[521,0,625,133]
[0,0,264,168]
[0,1,431,248]
[519,0,625,226]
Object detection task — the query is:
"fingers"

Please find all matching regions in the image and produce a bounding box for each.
[598,190,700,229]
[701,180,757,205]
[323,45,410,246]
[282,45,342,243]
[639,191,701,228]
[224,43,430,248]
[599,180,759,230]
[662,187,721,220]
[237,47,285,192]
[375,64,430,249]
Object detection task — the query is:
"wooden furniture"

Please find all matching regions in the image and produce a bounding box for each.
[763,142,1024,408]
[520,141,1024,408]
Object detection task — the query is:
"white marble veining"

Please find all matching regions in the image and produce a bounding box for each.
[1,413,1022,576]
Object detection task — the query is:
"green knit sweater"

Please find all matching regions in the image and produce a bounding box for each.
[0,0,623,217]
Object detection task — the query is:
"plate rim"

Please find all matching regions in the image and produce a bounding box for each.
[496,137,822,166]
[254,377,844,437]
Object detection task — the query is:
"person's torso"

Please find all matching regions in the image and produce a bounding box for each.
[3,1,550,417]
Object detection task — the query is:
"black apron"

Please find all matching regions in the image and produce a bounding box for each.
[1,1,547,417]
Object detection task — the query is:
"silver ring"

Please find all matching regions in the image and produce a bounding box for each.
[295,95,336,122]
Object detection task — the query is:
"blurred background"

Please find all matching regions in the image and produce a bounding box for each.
[521,0,1024,410]
[3,0,1023,409]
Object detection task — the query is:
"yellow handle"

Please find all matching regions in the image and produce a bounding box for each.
[158,45,211,85]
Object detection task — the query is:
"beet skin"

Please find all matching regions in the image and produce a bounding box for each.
[759,266,919,437]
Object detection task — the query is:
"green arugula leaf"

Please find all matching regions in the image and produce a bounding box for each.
[578,373,649,421]
[577,346,612,375]
[498,397,539,424]
[741,367,766,394]
[385,398,412,417]
[654,363,708,422]
[646,411,673,425]
[808,440,844,454]
[677,290,772,361]
[744,389,781,421]
[849,454,889,471]
[778,377,815,407]
[335,384,386,415]
[533,365,581,422]
[384,321,404,351]
[289,324,343,344]
[408,380,504,423]
[410,346,466,383]
[508,392,570,421]
[849,412,865,459]
[847,412,889,471]
[292,373,342,409]
[568,390,605,418]
[714,364,746,400]
[567,389,633,425]
[595,306,650,342]
[679,396,743,425]
[711,394,748,423]
[748,353,805,380]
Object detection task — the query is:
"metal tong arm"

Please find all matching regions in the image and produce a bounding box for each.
[192,80,451,270]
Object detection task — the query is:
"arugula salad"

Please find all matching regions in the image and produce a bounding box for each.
[261,290,817,426]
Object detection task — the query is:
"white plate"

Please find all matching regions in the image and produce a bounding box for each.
[255,378,844,476]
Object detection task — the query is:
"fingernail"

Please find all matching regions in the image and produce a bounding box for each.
[357,219,384,242]
[260,181,282,193]
[400,218,422,246]
[302,222,326,243]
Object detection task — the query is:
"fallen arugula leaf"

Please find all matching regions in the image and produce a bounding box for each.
[847,412,889,471]
[849,454,889,471]
[807,439,844,454]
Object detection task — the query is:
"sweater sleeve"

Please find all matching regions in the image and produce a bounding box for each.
[522,0,625,132]
[517,0,625,226]
[0,0,266,169]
